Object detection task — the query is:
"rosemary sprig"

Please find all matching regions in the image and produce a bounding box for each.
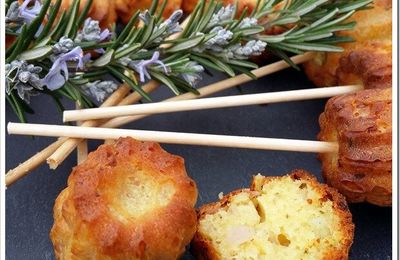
[5,0,372,122]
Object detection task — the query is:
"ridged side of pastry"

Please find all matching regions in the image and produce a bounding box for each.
[191,170,354,260]
[318,88,392,206]
[303,0,392,89]
[50,137,198,259]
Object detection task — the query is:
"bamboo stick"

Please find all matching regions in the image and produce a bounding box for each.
[47,53,314,169]
[5,138,67,186]
[77,140,88,164]
[8,123,338,154]
[64,85,362,122]
[76,103,88,164]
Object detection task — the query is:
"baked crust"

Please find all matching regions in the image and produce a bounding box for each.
[303,0,392,89]
[318,88,392,206]
[115,0,182,24]
[56,0,181,27]
[182,0,257,15]
[191,170,354,260]
[191,189,256,260]
[57,0,118,28]
[50,137,198,259]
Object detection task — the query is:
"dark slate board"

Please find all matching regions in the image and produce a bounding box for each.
[5,68,392,259]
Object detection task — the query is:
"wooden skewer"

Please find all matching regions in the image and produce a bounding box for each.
[77,140,88,164]
[5,138,67,186]
[8,123,338,154]
[76,103,88,164]
[47,53,315,169]
[64,85,362,122]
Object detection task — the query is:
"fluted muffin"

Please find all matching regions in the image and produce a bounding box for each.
[51,137,198,259]
[318,88,392,206]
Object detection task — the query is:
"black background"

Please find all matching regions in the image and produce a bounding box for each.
[5,68,392,259]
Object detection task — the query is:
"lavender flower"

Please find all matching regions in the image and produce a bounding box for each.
[238,17,258,29]
[181,62,204,86]
[196,27,233,52]
[81,80,118,102]
[52,36,75,54]
[75,18,111,43]
[42,47,85,90]
[6,0,42,30]
[140,10,183,43]
[226,40,267,59]
[14,81,40,103]
[19,0,42,24]
[5,60,43,103]
[207,27,233,46]
[158,10,183,34]
[208,5,235,28]
[120,51,169,82]
[5,2,23,25]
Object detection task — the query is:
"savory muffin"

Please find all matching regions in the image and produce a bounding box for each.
[192,170,354,260]
[50,137,198,259]
[303,0,392,89]
[318,88,392,206]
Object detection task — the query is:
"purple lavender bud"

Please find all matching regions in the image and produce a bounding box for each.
[208,5,235,28]
[82,80,118,102]
[123,51,169,82]
[5,2,22,23]
[75,18,112,43]
[53,36,75,54]
[43,47,84,90]
[238,18,258,29]
[19,0,42,24]
[181,62,204,86]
